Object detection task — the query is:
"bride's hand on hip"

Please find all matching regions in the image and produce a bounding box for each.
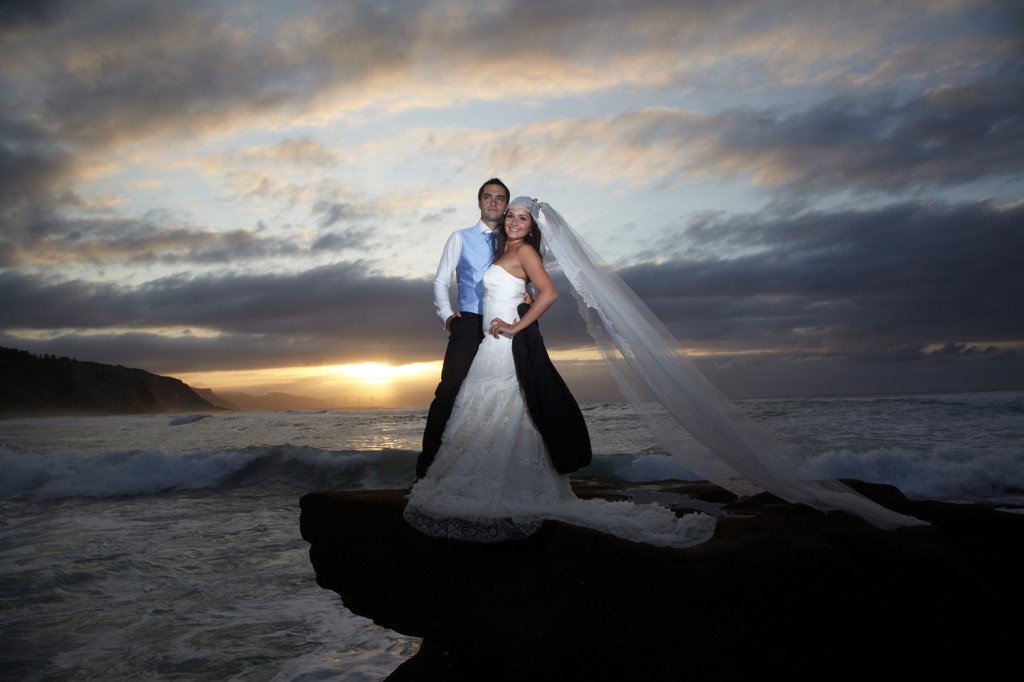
[488,317,517,338]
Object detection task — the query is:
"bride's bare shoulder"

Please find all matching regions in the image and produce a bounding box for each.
[512,242,540,261]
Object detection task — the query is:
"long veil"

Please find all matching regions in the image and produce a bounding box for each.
[537,202,927,530]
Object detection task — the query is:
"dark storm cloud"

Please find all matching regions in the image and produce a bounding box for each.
[3,0,1019,216]
[695,342,1022,398]
[1,260,413,332]
[488,62,1022,199]
[6,196,1019,377]
[17,0,1012,153]
[624,199,1024,351]
[312,227,373,252]
[35,7,307,145]
[1,213,301,267]
[312,202,357,229]
[701,82,1024,194]
[587,76,1024,197]
[0,120,75,208]
[13,1,427,148]
[1,0,753,154]
[0,0,68,35]
[0,329,327,376]
[0,260,443,370]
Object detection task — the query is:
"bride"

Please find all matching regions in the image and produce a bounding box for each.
[404,197,718,548]
[405,197,926,546]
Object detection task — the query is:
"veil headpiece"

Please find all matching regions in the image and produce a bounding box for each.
[533,201,926,530]
[508,196,541,223]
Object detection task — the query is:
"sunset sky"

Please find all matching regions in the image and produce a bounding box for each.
[2,0,1022,407]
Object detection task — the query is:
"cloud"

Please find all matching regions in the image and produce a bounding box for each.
[14,2,314,146]
[421,207,457,224]
[0,259,445,370]
[0,120,76,208]
[312,227,374,251]
[232,137,339,169]
[3,1,1018,225]
[264,63,1022,269]
[4,196,1019,372]
[1,0,1020,399]
[0,211,311,268]
[312,202,358,229]
[468,78,1024,195]
[3,260,410,331]
[700,83,1024,194]
[694,341,1022,398]
[6,0,1013,152]
[0,0,68,37]
[620,198,1024,351]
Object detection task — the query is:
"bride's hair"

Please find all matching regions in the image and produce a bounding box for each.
[495,212,542,259]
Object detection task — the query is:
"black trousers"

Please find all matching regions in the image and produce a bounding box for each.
[416,312,484,478]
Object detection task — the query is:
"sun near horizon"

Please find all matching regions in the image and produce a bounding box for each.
[175,360,448,408]
[171,346,627,409]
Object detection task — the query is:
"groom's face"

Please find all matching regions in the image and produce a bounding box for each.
[478,184,509,224]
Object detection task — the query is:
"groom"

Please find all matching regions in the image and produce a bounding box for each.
[416,178,511,479]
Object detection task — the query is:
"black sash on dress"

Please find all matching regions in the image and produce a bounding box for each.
[511,303,593,474]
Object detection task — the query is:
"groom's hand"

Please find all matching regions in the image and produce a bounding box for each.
[445,312,460,331]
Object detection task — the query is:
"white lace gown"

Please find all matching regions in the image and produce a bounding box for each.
[404,265,716,548]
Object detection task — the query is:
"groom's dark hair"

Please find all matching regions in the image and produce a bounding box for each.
[478,177,510,201]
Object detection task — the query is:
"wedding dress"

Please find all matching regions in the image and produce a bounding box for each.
[404,265,718,548]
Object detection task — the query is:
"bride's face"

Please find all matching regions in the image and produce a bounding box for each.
[504,207,532,241]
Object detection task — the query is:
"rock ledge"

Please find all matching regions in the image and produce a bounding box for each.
[300,480,1023,681]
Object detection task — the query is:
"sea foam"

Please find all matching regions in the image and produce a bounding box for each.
[0,444,403,500]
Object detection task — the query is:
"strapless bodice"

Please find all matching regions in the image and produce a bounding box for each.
[481,265,526,322]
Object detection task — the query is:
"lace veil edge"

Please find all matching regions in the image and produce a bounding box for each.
[538,202,927,530]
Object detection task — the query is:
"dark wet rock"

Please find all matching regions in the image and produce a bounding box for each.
[300,479,1023,681]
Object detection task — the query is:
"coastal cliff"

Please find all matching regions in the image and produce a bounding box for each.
[300,480,1023,681]
[0,346,219,417]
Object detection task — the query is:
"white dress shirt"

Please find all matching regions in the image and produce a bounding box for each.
[432,221,495,326]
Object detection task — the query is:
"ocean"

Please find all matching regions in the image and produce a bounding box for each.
[2,390,1022,680]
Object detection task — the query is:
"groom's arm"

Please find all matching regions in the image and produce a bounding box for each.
[433,231,462,328]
